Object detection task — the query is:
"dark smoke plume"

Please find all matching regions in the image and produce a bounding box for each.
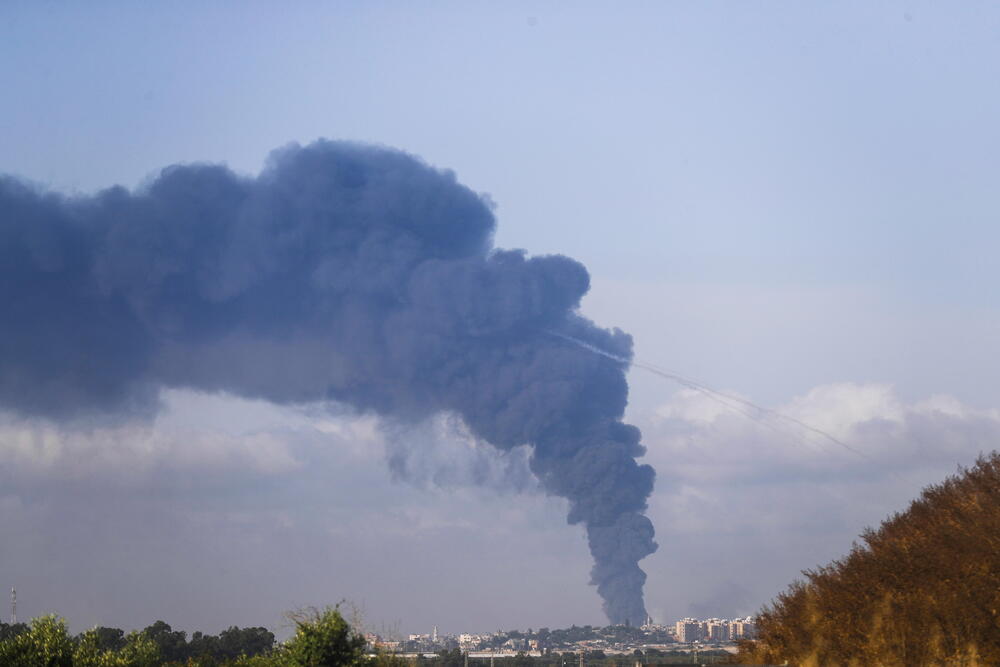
[0,140,657,623]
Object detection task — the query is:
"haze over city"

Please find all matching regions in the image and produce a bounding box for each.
[2,0,1000,643]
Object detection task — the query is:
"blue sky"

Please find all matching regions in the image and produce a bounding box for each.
[3,1,1000,636]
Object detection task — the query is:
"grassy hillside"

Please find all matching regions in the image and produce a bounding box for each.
[735,452,1000,665]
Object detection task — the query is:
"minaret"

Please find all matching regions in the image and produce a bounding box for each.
[10,587,15,624]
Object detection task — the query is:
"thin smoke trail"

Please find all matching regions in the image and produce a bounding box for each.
[546,330,876,463]
[638,359,872,461]
[576,340,834,455]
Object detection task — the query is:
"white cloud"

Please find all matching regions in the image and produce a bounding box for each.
[644,381,1000,480]
[0,395,303,480]
[637,381,1000,620]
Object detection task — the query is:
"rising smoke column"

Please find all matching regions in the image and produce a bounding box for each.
[0,140,657,623]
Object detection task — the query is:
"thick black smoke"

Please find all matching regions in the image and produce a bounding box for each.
[0,140,657,623]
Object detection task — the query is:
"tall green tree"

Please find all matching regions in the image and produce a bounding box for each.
[87,627,126,653]
[282,606,366,667]
[0,614,74,667]
[141,620,189,663]
[217,626,277,661]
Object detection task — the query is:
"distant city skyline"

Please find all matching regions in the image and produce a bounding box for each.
[371,615,757,653]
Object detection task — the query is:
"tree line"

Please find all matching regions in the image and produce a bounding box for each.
[0,606,357,666]
[733,451,1000,665]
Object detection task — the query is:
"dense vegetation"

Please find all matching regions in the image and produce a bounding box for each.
[735,452,1000,666]
[0,607,349,666]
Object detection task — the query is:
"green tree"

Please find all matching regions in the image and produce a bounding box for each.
[436,648,463,667]
[0,623,28,643]
[73,629,160,667]
[366,649,409,667]
[0,614,74,667]
[282,606,366,667]
[230,655,287,667]
[142,620,189,663]
[89,627,127,653]
[217,626,277,661]
[512,651,533,667]
[186,630,220,662]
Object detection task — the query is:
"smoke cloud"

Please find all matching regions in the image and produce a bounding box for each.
[0,140,656,623]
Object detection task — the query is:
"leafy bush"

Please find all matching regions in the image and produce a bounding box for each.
[282,606,367,667]
[74,629,160,667]
[0,614,75,667]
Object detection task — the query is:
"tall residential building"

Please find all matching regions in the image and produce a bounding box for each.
[706,620,730,642]
[731,618,757,640]
[675,619,702,643]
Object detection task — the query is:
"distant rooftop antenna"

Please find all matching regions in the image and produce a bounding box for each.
[10,587,15,625]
